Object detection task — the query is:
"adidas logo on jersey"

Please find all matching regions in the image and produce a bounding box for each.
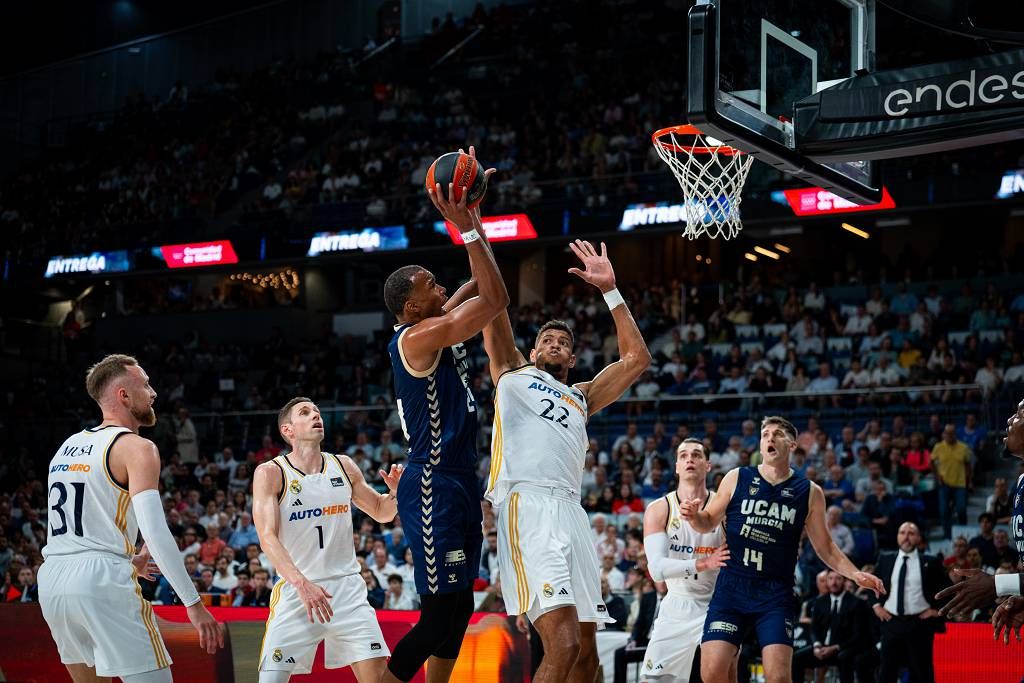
[292,498,304,506]
[558,587,569,596]
[285,657,296,663]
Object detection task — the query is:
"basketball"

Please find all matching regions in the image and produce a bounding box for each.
[425,151,487,208]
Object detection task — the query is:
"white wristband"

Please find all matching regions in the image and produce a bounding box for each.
[603,287,624,309]
[996,573,1021,597]
[460,229,480,244]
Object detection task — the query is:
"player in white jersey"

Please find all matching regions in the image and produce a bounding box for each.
[38,354,222,683]
[482,239,652,682]
[251,397,404,682]
[641,439,731,682]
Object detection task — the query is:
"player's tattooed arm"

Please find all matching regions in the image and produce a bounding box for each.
[805,483,885,598]
[343,455,404,523]
[680,468,737,533]
[569,240,652,415]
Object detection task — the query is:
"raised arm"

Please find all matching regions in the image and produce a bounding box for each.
[805,483,885,597]
[680,468,737,532]
[342,456,404,523]
[442,280,478,314]
[252,463,333,623]
[401,155,509,359]
[568,240,652,416]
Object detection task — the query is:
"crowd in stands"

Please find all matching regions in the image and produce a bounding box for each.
[2,265,1022,618]
[9,0,1017,276]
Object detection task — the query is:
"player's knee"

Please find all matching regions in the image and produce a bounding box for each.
[547,623,582,663]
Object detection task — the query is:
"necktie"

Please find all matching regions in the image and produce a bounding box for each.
[896,554,908,615]
[829,597,840,644]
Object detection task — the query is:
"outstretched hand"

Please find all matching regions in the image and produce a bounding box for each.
[852,570,886,599]
[567,239,616,293]
[935,568,996,619]
[379,463,405,495]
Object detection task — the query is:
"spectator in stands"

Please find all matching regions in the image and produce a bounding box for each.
[613,483,644,515]
[968,513,999,569]
[943,536,969,569]
[807,362,840,407]
[7,566,38,603]
[641,465,669,499]
[597,525,626,562]
[601,578,628,629]
[854,462,893,504]
[823,465,855,508]
[904,432,932,474]
[826,505,854,555]
[932,424,972,539]
[862,478,897,550]
[368,545,399,588]
[612,422,644,455]
[601,552,626,591]
[173,408,199,463]
[228,511,259,551]
[238,568,273,607]
[956,413,986,454]
[212,556,238,593]
[199,523,226,567]
[179,527,201,558]
[362,568,385,608]
[993,529,1018,567]
[198,569,225,597]
[384,574,414,610]
[590,514,608,546]
[986,477,1012,524]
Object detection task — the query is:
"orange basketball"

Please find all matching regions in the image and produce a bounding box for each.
[425,151,488,208]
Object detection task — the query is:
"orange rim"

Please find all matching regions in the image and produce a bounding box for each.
[651,124,745,156]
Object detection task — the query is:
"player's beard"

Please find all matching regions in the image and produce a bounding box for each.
[542,361,564,376]
[131,402,157,427]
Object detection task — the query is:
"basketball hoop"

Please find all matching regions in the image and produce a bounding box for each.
[652,124,754,240]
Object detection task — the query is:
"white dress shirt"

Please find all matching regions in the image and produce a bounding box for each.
[883,549,930,615]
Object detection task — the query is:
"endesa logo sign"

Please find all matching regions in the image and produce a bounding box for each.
[997,169,1024,199]
[437,214,537,244]
[782,187,896,216]
[160,240,238,268]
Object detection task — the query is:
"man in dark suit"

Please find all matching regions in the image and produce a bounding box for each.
[870,522,950,683]
[792,571,875,683]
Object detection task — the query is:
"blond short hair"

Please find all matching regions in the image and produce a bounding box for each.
[85,354,139,402]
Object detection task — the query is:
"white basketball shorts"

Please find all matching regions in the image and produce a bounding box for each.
[259,572,389,674]
[497,483,612,624]
[642,592,711,681]
[39,553,171,678]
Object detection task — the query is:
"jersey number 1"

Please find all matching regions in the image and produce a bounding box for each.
[49,482,85,537]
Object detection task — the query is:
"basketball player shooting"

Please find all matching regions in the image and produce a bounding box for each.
[680,416,885,683]
[38,354,223,683]
[251,397,404,682]
[381,147,508,683]
[481,238,651,682]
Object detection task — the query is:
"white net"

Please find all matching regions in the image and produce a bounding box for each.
[653,127,754,240]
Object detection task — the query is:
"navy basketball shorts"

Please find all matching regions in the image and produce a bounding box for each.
[397,465,482,595]
[702,571,799,648]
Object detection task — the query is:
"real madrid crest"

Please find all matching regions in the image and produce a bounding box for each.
[670,518,681,530]
[272,649,283,663]
[543,583,554,598]
[289,480,302,495]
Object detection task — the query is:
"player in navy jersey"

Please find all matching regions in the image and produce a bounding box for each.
[940,397,1024,641]
[380,147,508,683]
[682,415,884,683]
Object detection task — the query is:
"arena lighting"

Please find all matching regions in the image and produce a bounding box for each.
[744,252,758,262]
[307,226,408,256]
[437,214,537,244]
[782,186,896,216]
[44,250,132,278]
[841,222,870,239]
[753,246,780,259]
[160,240,238,268]
[773,243,791,253]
